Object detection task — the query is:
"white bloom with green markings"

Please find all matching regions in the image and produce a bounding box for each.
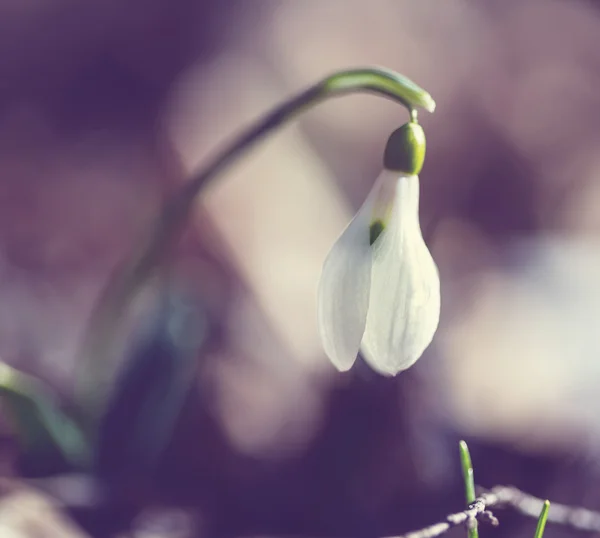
[318,121,440,376]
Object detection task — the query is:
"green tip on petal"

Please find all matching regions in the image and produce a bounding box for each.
[369,219,385,245]
[383,121,426,175]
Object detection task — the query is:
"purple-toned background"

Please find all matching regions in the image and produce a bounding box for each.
[0,1,600,537]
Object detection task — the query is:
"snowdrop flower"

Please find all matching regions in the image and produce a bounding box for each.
[318,121,440,376]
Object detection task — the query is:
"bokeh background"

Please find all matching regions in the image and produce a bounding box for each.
[1,0,600,536]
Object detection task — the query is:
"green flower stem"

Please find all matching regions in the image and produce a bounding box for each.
[534,500,550,538]
[76,66,436,432]
[459,440,478,538]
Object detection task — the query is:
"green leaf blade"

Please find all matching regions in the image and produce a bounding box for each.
[534,500,551,538]
[459,440,478,538]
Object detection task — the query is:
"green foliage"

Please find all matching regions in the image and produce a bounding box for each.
[0,286,207,480]
[534,500,550,538]
[0,363,90,474]
[94,287,207,476]
[459,440,478,538]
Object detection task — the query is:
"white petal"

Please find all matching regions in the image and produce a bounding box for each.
[317,174,387,371]
[361,174,440,375]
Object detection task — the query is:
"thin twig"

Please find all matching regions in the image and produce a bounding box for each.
[6,477,600,538]
[386,491,499,538]
[386,485,600,538]
[487,485,600,533]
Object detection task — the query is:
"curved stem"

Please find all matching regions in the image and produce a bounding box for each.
[76,66,436,427]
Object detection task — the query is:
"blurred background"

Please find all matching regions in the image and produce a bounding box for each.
[0,0,600,536]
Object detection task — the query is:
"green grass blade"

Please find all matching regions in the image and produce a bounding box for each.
[0,362,90,472]
[534,500,550,538]
[459,440,478,538]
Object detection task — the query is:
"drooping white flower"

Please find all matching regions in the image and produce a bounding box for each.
[317,121,440,376]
